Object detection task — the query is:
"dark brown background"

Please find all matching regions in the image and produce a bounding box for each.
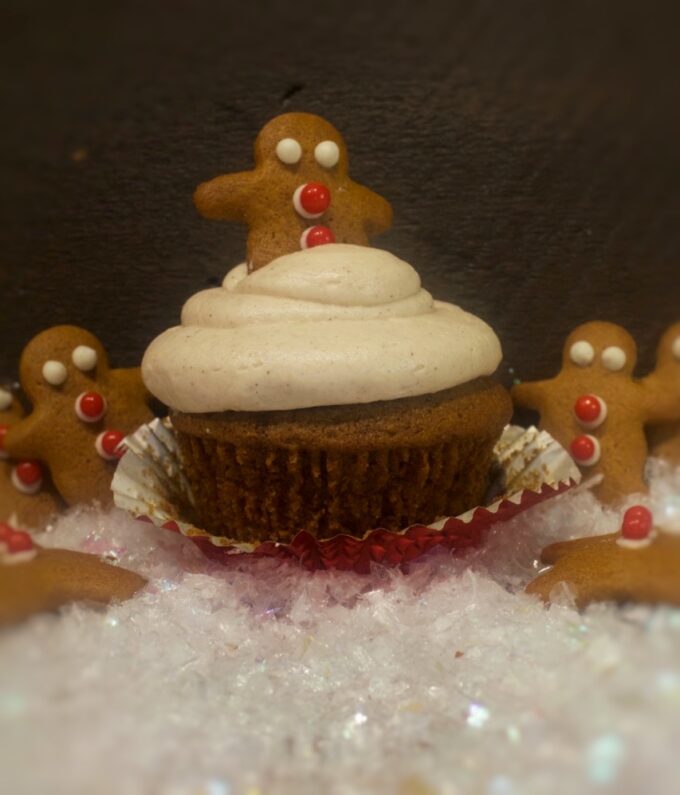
[1,0,679,387]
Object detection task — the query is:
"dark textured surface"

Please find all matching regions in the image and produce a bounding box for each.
[1,0,679,385]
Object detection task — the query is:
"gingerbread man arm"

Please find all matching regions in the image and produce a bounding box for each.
[526,530,680,609]
[4,413,53,461]
[511,380,551,412]
[639,375,680,424]
[115,367,154,405]
[194,171,259,221]
[351,183,393,237]
[525,533,623,608]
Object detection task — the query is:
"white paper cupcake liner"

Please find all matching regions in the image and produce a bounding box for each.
[112,420,581,571]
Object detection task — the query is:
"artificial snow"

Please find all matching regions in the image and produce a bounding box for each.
[2,463,680,795]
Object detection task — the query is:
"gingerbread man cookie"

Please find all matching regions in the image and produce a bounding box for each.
[0,524,145,626]
[5,326,155,507]
[0,386,63,529]
[194,112,393,271]
[645,322,680,464]
[512,322,680,504]
[526,506,680,608]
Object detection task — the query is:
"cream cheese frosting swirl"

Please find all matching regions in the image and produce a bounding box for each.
[142,244,503,412]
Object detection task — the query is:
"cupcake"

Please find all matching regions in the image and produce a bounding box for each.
[142,113,511,542]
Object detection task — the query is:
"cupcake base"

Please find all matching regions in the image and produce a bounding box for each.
[172,378,512,542]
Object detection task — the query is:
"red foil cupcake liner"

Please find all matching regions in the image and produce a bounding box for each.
[113,419,580,573]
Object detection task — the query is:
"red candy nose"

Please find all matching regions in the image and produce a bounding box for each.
[574,394,607,429]
[621,505,654,540]
[570,434,601,466]
[300,226,335,249]
[293,182,331,219]
[96,430,126,461]
[75,392,107,423]
[0,424,8,459]
[11,461,43,495]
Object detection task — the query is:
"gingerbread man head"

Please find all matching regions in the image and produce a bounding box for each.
[562,321,637,377]
[252,113,349,175]
[18,326,110,404]
[194,112,392,271]
[5,326,154,507]
[653,322,680,377]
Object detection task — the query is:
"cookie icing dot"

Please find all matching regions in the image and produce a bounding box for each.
[569,341,595,366]
[314,140,340,168]
[0,388,12,411]
[275,138,302,165]
[672,335,680,361]
[42,361,68,386]
[72,345,98,371]
[601,346,627,371]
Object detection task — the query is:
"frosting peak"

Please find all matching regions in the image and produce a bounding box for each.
[236,245,422,307]
[143,244,503,412]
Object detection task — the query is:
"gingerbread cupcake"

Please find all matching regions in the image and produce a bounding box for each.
[142,113,511,541]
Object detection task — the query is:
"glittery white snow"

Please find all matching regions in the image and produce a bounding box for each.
[1,462,680,795]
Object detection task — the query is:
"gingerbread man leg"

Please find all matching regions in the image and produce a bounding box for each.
[0,541,146,627]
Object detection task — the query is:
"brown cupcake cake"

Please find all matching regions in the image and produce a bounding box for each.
[142,113,511,542]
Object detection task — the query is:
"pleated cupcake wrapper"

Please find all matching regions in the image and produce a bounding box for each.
[112,419,581,573]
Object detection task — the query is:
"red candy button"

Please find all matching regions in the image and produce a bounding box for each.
[0,522,14,544]
[300,226,336,249]
[1,528,36,563]
[293,182,331,219]
[0,424,8,459]
[11,461,43,495]
[7,530,34,555]
[621,505,653,541]
[569,434,601,466]
[75,391,107,423]
[573,394,607,429]
[96,430,126,461]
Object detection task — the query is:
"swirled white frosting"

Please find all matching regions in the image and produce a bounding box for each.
[142,244,503,412]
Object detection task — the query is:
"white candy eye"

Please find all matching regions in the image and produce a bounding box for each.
[72,345,98,371]
[569,340,594,366]
[42,361,67,386]
[672,336,680,361]
[276,138,302,165]
[0,388,11,411]
[314,140,340,168]
[601,346,627,371]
